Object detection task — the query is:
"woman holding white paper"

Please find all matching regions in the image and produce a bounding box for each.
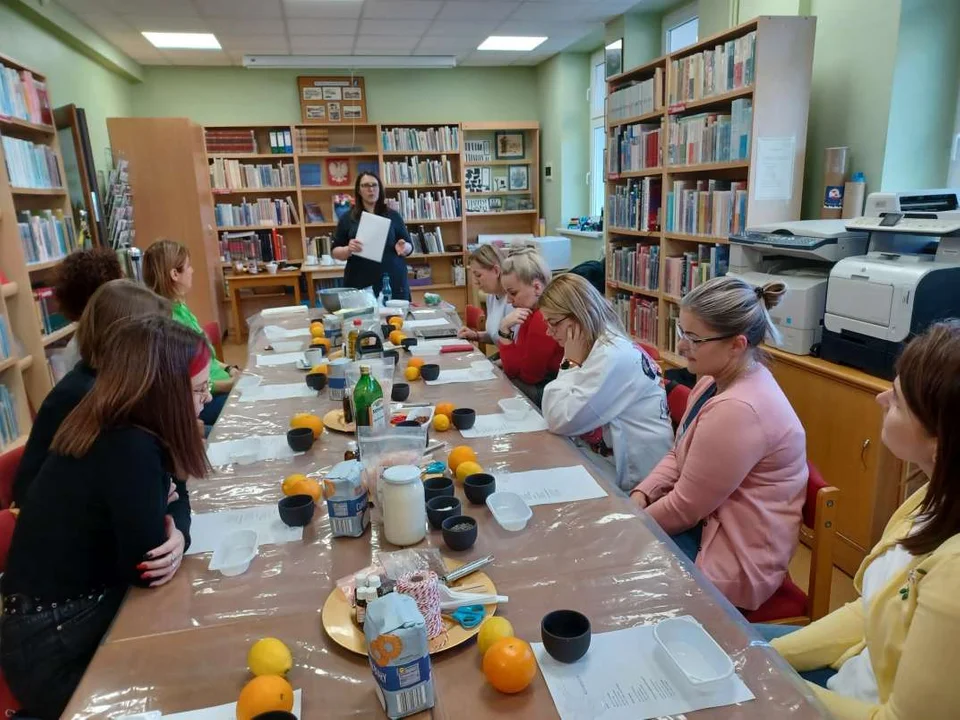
[332,171,413,300]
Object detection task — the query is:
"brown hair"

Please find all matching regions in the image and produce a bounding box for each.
[75,279,171,368]
[682,276,786,353]
[54,247,123,321]
[351,172,387,220]
[52,315,210,480]
[468,244,506,271]
[540,273,625,348]
[143,239,190,300]
[896,320,960,555]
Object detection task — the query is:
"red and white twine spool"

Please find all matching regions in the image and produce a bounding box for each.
[396,570,443,638]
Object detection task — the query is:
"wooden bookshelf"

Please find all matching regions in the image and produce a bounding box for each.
[0,51,75,436]
[604,15,815,355]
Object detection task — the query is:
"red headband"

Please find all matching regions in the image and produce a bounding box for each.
[189,340,212,377]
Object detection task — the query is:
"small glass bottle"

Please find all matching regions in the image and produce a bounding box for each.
[344,441,359,462]
[347,319,362,360]
[368,575,382,598]
[355,586,371,627]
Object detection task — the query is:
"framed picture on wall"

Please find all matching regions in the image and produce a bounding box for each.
[495,132,525,159]
[605,38,623,78]
[507,165,529,191]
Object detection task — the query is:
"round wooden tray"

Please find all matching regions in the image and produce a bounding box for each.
[323,409,356,434]
[321,558,498,657]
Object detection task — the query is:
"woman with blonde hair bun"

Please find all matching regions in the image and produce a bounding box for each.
[631,276,807,612]
[539,273,673,491]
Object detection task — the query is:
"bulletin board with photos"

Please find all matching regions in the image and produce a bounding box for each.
[298,76,368,125]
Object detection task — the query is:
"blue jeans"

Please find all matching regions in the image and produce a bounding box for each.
[670,523,703,562]
[199,391,229,427]
[754,624,837,688]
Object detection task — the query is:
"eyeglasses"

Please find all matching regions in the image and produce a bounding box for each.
[545,314,571,329]
[674,324,736,346]
[193,385,210,399]
[359,182,378,189]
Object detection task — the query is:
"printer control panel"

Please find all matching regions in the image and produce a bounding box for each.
[732,232,830,249]
[847,215,960,235]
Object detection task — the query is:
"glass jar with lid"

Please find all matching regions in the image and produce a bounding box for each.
[380,465,426,546]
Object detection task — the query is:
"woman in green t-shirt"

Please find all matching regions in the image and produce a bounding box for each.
[144,239,238,427]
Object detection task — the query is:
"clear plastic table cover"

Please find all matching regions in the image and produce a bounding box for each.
[62,308,829,719]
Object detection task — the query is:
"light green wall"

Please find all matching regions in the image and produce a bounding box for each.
[698,0,738,38]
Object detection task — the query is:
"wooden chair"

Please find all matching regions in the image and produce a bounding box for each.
[203,320,225,363]
[465,304,487,354]
[745,462,839,625]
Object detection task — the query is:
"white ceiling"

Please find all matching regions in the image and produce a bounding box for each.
[54,0,666,67]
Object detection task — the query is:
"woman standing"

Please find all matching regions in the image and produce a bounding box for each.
[331,172,413,300]
[458,244,514,345]
[631,276,806,611]
[539,274,673,491]
[0,315,211,719]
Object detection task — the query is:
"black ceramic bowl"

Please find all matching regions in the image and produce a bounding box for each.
[420,363,440,381]
[427,496,462,530]
[380,323,393,338]
[391,382,410,402]
[397,420,429,448]
[463,473,495,505]
[423,476,454,501]
[541,609,591,664]
[382,349,400,367]
[278,494,316,527]
[305,372,327,391]
[441,515,477,551]
[451,408,476,430]
[286,427,315,452]
[252,712,298,720]
[400,337,419,351]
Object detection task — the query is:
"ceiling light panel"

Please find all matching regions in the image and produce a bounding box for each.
[477,36,548,52]
[142,32,222,49]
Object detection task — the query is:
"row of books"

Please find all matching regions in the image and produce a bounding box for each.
[664,180,748,238]
[210,159,297,191]
[382,158,455,187]
[0,385,20,450]
[668,30,756,106]
[666,99,752,166]
[608,69,663,122]
[665,304,681,355]
[0,316,12,361]
[266,129,294,154]
[0,62,52,125]
[608,177,661,232]
[215,197,300,228]
[610,244,660,291]
[612,294,658,346]
[386,190,461,221]
[34,286,68,336]
[663,245,730,298]
[608,123,661,174]
[408,225,448,255]
[204,129,256,155]
[308,235,335,258]
[2,136,62,188]
[381,126,459,153]
[295,127,330,154]
[18,209,78,266]
[464,140,491,162]
[219,229,289,264]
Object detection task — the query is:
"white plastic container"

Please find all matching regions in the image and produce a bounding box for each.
[486,491,532,531]
[498,397,529,421]
[380,465,427,546]
[209,529,259,577]
[386,299,410,311]
[653,616,734,690]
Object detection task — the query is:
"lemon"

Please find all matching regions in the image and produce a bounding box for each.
[456,460,484,483]
[404,366,420,381]
[282,474,309,496]
[247,637,293,677]
[432,414,451,432]
[477,616,514,657]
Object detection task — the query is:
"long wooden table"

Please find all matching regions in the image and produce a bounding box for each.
[63,308,828,719]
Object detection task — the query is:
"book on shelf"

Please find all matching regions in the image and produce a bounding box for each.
[215,196,299,228]
[611,244,659,290]
[608,122,661,174]
[299,162,323,187]
[295,127,330,154]
[666,98,752,166]
[0,384,20,449]
[386,190,460,221]
[0,316,12,361]
[204,129,255,155]
[668,30,756,106]
[409,225,447,255]
[219,229,288,264]
[1,136,62,188]
[268,129,293,154]
[309,235,335,258]
[664,179,747,238]
[209,158,297,191]
[357,160,379,178]
[33,285,68,336]
[381,126,459,153]
[332,194,353,221]
[607,68,663,122]
[608,177,661,232]
[464,140,492,162]
[663,245,729,298]
[0,62,52,125]
[304,201,326,223]
[383,157,454,186]
[18,209,78,265]
[613,293,658,345]
[665,303,680,354]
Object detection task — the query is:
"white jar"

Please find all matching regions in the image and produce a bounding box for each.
[380,465,426,546]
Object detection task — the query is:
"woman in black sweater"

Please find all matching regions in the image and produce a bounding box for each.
[331,171,413,299]
[0,315,211,719]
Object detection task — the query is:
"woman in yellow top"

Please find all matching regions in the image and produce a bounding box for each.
[757,319,960,719]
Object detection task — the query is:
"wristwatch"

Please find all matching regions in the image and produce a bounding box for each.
[498,328,513,340]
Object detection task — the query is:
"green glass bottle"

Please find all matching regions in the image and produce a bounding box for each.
[353,364,386,429]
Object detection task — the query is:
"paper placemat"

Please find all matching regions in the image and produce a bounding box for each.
[424,368,496,386]
[264,325,311,341]
[261,305,307,316]
[496,465,607,506]
[256,352,304,367]
[458,412,548,438]
[402,318,450,329]
[186,506,305,556]
[237,382,317,402]
[268,340,304,352]
[206,434,301,466]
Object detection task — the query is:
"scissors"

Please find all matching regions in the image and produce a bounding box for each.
[443,604,485,629]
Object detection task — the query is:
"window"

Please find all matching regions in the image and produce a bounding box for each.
[589,49,606,218]
[663,2,699,54]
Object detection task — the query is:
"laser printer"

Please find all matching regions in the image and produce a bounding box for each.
[822,190,960,379]
[728,220,868,355]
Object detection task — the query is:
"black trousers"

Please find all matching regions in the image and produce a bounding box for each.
[1,587,124,720]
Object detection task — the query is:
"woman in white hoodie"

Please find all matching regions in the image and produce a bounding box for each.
[539,273,673,492]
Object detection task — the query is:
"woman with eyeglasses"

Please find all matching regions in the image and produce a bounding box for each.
[458,244,515,345]
[539,274,673,491]
[331,171,413,300]
[631,276,807,612]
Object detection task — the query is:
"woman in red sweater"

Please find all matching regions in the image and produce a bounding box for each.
[497,246,563,406]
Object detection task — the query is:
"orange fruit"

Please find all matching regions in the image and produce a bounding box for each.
[435,402,455,420]
[310,337,331,352]
[389,330,407,346]
[236,675,294,720]
[310,323,325,338]
[407,357,426,370]
[388,316,404,329]
[297,478,322,503]
[310,364,329,375]
[447,445,477,473]
[482,637,536,694]
[456,460,483,483]
[432,414,451,432]
[282,473,309,496]
[404,366,420,381]
[290,413,324,439]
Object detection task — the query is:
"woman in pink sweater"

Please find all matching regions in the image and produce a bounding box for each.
[631,276,807,611]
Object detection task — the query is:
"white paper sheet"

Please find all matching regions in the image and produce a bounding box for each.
[256,352,304,367]
[354,210,391,263]
[206,434,301,467]
[496,465,607,506]
[458,412,548,438]
[424,368,496,386]
[402,318,449,329]
[410,339,462,357]
[186,505,305,556]
[269,340,304,352]
[238,382,318,402]
[234,374,261,391]
[533,626,753,720]
[753,136,796,201]
[261,305,307,316]
[159,689,303,719]
[264,324,311,341]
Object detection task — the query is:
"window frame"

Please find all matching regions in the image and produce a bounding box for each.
[662,2,699,54]
[589,48,606,218]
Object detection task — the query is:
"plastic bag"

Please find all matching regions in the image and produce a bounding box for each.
[358,424,427,505]
[378,548,445,582]
[346,356,397,413]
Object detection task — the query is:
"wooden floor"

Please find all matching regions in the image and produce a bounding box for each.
[224,339,859,614]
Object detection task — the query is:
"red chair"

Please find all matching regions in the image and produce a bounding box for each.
[665,381,691,429]
[0,444,25,510]
[637,341,660,361]
[203,320,224,363]
[0,669,20,717]
[465,304,487,354]
[745,462,839,624]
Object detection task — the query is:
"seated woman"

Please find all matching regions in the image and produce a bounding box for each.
[631,276,806,611]
[51,247,123,370]
[0,315,211,720]
[497,247,563,406]
[760,320,960,718]
[143,239,238,427]
[539,274,673,492]
[458,244,515,345]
